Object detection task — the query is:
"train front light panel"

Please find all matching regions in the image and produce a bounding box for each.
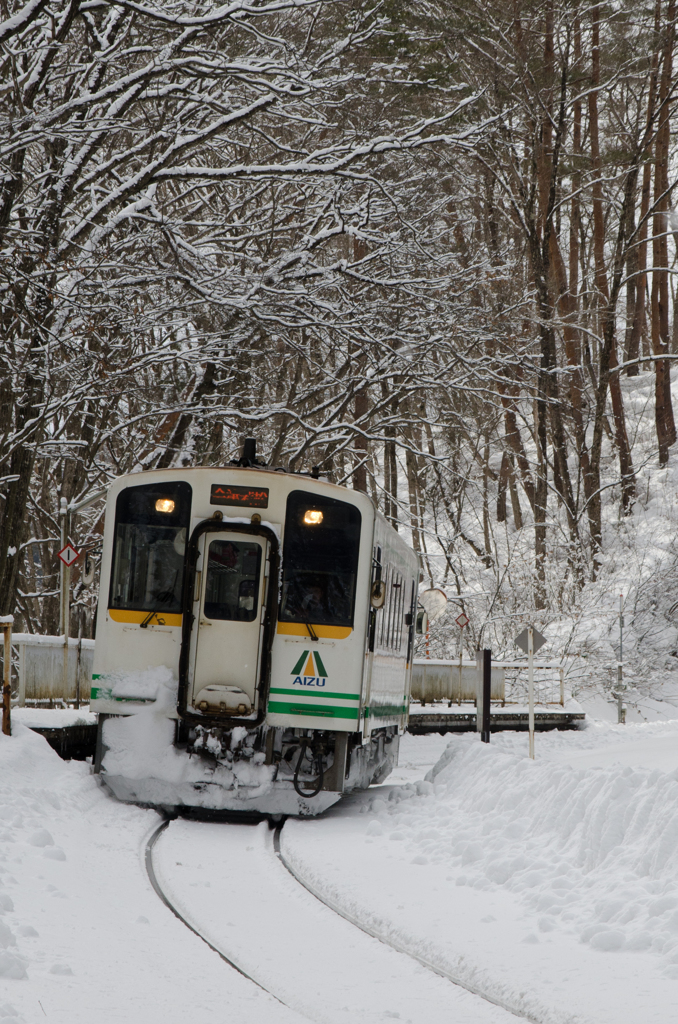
[155,497,176,514]
[303,509,323,525]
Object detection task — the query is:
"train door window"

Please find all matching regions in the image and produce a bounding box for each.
[280,490,361,627]
[109,481,191,614]
[203,540,262,622]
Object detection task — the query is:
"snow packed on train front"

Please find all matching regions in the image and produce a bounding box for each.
[91,442,420,816]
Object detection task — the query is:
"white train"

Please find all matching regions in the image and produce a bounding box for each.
[91,443,419,816]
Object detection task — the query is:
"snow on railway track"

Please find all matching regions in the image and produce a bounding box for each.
[146,818,526,1024]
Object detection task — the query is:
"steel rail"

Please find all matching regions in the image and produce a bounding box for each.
[144,818,300,1015]
[273,824,540,1024]
[146,815,540,1024]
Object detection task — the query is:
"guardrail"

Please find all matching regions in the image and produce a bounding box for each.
[412,658,567,706]
[412,659,505,703]
[0,634,94,706]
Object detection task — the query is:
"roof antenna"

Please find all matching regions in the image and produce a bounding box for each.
[242,438,257,465]
[231,437,267,468]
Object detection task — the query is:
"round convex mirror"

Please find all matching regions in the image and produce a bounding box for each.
[418,588,448,622]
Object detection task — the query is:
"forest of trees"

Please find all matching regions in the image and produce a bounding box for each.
[1,0,678,668]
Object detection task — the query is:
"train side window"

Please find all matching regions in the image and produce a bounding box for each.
[203,540,262,622]
[376,563,405,652]
[280,490,361,628]
[109,481,192,615]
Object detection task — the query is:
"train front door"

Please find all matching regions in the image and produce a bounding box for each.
[191,532,269,715]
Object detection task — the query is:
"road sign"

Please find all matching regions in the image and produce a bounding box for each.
[57,544,79,567]
[455,612,470,628]
[515,627,546,655]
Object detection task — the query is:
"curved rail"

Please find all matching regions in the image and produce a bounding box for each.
[144,818,295,1011]
[146,816,539,1024]
[273,825,538,1024]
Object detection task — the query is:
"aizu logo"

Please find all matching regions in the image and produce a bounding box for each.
[291,650,327,687]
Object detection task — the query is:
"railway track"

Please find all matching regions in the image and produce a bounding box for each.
[144,817,537,1024]
[145,819,294,1009]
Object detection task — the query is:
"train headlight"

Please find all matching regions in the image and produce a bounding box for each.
[155,498,176,514]
[303,509,323,525]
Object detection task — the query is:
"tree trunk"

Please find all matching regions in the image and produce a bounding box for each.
[651,0,677,465]
[352,387,369,493]
[627,157,653,375]
[588,5,636,511]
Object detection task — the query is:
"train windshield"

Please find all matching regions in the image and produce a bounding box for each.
[109,481,192,615]
[280,490,361,628]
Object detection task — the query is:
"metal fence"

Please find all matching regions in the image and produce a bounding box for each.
[411,659,505,704]
[0,634,94,705]
[411,658,566,706]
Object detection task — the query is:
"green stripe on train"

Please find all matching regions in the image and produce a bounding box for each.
[269,687,359,700]
[267,700,359,720]
[365,704,408,717]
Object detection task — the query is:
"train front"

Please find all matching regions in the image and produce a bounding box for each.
[90,464,385,816]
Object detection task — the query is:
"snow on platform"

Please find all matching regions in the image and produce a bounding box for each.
[11,707,96,730]
[10,708,97,762]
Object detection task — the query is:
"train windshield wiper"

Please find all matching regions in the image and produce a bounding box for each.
[302,618,319,642]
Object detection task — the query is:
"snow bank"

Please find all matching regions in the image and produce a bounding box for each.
[422,735,678,969]
[0,723,303,1022]
[283,729,678,1023]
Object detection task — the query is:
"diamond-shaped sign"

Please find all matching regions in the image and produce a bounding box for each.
[515,627,547,655]
[455,612,470,628]
[57,544,79,567]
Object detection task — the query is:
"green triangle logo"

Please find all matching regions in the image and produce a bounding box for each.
[291,649,328,678]
[291,651,309,675]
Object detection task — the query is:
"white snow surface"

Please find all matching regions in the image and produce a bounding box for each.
[2,719,678,1021]
[0,723,303,1023]
[154,818,515,1024]
[101,672,281,805]
[283,725,678,1024]
[11,708,96,729]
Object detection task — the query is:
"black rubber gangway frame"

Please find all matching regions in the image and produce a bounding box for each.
[176,517,280,729]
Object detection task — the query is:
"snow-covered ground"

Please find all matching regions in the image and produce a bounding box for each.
[284,724,678,1024]
[0,724,302,1023]
[1,720,678,1022]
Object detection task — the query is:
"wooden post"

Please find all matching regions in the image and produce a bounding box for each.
[1,618,13,736]
[559,666,564,707]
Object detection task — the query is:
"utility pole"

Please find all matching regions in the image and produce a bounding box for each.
[57,485,106,701]
[59,496,70,700]
[1,616,12,735]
